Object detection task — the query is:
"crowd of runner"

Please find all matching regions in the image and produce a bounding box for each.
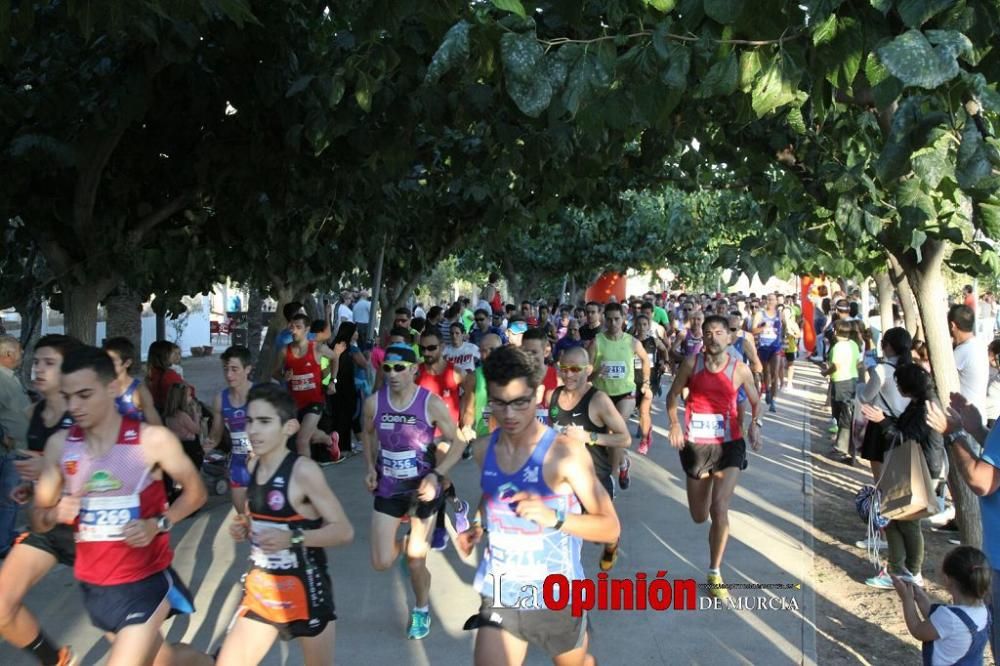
[0,275,999,665]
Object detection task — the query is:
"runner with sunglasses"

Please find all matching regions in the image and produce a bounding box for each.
[361,344,469,640]
[549,346,630,570]
[456,345,619,665]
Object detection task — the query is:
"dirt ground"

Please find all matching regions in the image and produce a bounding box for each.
[807,394,994,665]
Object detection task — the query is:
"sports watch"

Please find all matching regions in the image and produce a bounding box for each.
[156,515,173,533]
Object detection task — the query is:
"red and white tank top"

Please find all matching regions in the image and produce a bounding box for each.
[285,342,324,409]
[62,418,171,585]
[684,354,743,445]
[417,361,461,427]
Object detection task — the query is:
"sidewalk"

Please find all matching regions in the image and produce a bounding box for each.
[1,356,820,664]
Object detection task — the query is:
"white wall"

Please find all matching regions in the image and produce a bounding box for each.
[40,296,212,360]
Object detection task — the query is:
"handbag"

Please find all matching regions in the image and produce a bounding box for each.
[876,437,938,521]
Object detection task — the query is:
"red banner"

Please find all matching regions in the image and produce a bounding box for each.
[801,276,816,353]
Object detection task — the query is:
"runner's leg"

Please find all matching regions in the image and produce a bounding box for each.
[0,543,57,650]
[105,597,171,666]
[552,631,593,666]
[370,511,404,571]
[474,625,530,666]
[685,475,713,524]
[296,411,322,457]
[299,622,336,666]
[611,397,635,476]
[215,616,280,666]
[708,467,742,569]
[406,514,436,607]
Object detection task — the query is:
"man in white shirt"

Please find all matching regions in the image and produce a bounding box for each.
[950,304,989,423]
[0,336,30,557]
[443,322,480,373]
[353,290,372,345]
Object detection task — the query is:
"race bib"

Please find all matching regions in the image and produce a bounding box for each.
[230,430,252,455]
[634,355,643,370]
[77,495,140,542]
[689,413,725,442]
[535,407,550,425]
[601,361,627,380]
[382,448,418,479]
[250,522,299,571]
[290,374,315,392]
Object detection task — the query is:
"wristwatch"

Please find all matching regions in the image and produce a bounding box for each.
[754,419,763,428]
[944,430,968,447]
[156,515,173,533]
[589,431,599,446]
[552,508,566,531]
[290,528,305,547]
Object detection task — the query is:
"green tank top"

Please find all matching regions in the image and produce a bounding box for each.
[593,331,635,396]
[320,355,331,386]
[474,367,491,436]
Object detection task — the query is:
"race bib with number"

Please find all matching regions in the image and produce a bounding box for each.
[230,430,252,455]
[634,355,643,370]
[689,413,725,443]
[77,495,140,542]
[601,362,627,380]
[290,374,316,392]
[381,448,418,479]
[250,522,299,571]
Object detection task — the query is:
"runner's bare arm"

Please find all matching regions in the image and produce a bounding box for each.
[292,459,354,548]
[206,393,224,448]
[31,429,70,533]
[744,338,764,375]
[362,393,379,491]
[549,440,620,543]
[737,363,761,415]
[666,356,695,448]
[426,393,465,479]
[459,370,477,429]
[136,383,163,426]
[142,425,207,527]
[591,392,631,448]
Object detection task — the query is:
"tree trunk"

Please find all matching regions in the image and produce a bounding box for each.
[370,236,386,344]
[151,293,168,342]
[246,287,263,362]
[502,256,521,306]
[15,296,43,388]
[104,284,144,354]
[874,270,895,335]
[61,283,104,345]
[888,254,923,340]
[898,241,983,549]
[255,286,294,384]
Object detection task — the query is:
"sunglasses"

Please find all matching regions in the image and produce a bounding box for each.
[475,318,486,322]
[381,363,412,373]
[730,327,739,332]
[419,344,439,353]
[559,364,587,373]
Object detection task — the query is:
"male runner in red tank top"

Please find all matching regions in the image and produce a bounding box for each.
[666,315,762,602]
[283,313,346,461]
[33,346,210,666]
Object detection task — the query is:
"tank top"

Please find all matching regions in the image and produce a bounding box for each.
[242,452,332,627]
[285,342,324,409]
[62,419,171,585]
[374,386,437,498]
[683,331,703,357]
[473,367,491,437]
[474,428,583,608]
[634,335,657,371]
[27,401,74,452]
[757,311,783,348]
[548,386,611,480]
[221,388,251,455]
[490,290,502,316]
[684,354,742,445]
[115,378,146,421]
[416,361,461,426]
[592,332,635,396]
[728,334,750,364]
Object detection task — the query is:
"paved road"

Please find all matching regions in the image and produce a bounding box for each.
[1,355,821,665]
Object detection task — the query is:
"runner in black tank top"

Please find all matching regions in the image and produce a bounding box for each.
[549,346,631,571]
[26,401,74,453]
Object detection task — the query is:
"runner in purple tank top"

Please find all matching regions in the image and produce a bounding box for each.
[361,344,469,641]
[456,346,620,665]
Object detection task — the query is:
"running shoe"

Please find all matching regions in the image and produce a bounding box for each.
[453,499,470,533]
[462,443,473,460]
[827,422,839,434]
[854,535,888,550]
[768,401,777,413]
[431,526,448,551]
[56,647,77,666]
[899,569,925,587]
[864,569,894,589]
[599,543,619,571]
[637,433,650,456]
[706,573,729,600]
[328,432,343,463]
[618,456,631,490]
[408,609,432,640]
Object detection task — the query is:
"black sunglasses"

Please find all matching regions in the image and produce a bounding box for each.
[419,344,439,352]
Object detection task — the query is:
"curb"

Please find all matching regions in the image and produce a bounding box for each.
[799,382,819,666]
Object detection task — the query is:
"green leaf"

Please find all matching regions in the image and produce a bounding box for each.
[786,107,807,135]
[877,30,961,89]
[285,75,313,98]
[812,14,838,46]
[911,131,953,190]
[660,43,691,88]
[424,20,471,85]
[961,73,1000,113]
[645,0,678,11]
[738,51,761,91]
[956,121,993,190]
[925,30,974,63]
[897,0,953,28]
[697,52,737,97]
[865,53,902,108]
[977,199,1000,238]
[354,74,372,112]
[492,0,527,17]
[821,17,863,89]
[704,0,744,24]
[910,228,928,255]
[870,0,892,12]
[751,54,800,117]
[898,178,936,228]
[501,32,553,116]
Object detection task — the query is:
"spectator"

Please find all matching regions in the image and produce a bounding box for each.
[336,291,354,331]
[964,284,976,312]
[353,290,372,345]
[950,304,989,423]
[0,336,29,557]
[329,322,368,457]
[978,293,996,342]
[822,319,863,463]
[862,364,944,590]
[987,339,1000,428]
